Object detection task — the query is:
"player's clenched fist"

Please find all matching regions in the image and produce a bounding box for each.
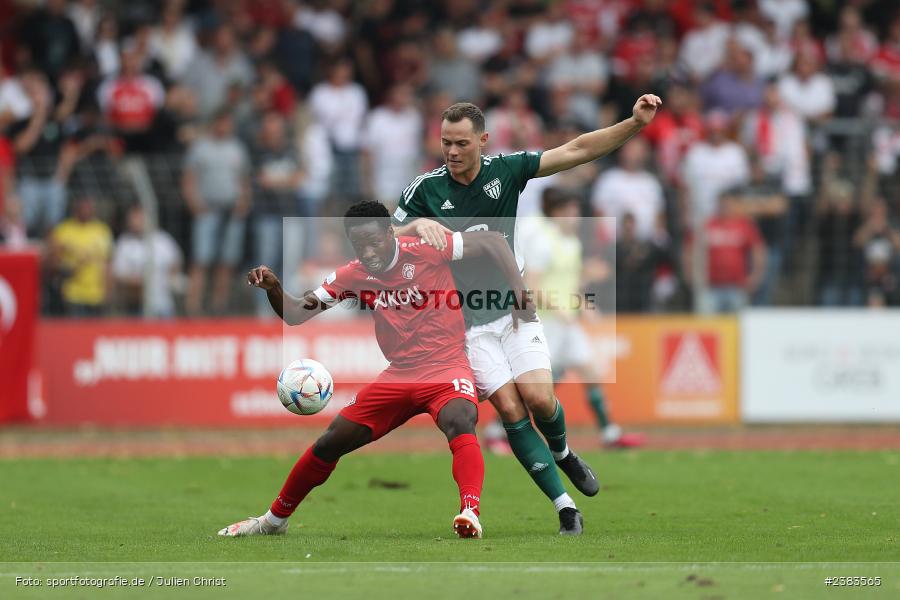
[247,265,279,290]
[632,94,662,126]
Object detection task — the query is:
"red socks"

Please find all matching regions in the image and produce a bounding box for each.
[449,433,484,516]
[270,446,337,518]
[270,436,482,520]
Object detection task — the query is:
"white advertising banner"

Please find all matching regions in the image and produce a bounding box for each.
[742,310,900,422]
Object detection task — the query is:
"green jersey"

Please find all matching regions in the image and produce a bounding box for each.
[392,151,543,327]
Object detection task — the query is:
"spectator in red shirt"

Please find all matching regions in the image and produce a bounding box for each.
[97,47,165,152]
[642,83,704,185]
[684,190,767,314]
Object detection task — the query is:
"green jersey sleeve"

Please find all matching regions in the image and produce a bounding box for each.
[500,151,543,192]
[392,174,433,226]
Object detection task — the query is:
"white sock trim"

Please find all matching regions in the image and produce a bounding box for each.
[551,446,570,462]
[265,510,286,526]
[552,493,576,512]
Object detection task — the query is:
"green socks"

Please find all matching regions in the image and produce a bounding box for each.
[587,384,610,429]
[533,399,568,456]
[503,418,567,502]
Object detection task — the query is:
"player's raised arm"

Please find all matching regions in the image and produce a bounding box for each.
[535,94,662,177]
[247,265,330,325]
[458,231,537,328]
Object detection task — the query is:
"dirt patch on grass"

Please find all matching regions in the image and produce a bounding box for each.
[2,425,900,458]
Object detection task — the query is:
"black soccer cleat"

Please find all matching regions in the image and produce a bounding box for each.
[558,507,584,536]
[555,451,600,497]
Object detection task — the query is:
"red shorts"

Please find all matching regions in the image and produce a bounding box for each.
[339,363,478,441]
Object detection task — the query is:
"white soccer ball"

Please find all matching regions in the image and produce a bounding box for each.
[277,359,334,415]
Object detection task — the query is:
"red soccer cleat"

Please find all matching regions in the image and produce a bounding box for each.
[604,432,646,449]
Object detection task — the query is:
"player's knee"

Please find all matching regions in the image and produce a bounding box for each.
[519,385,556,416]
[312,435,342,462]
[438,401,477,439]
[490,393,528,423]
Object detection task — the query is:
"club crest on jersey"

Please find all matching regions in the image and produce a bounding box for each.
[483,178,502,199]
[402,263,416,279]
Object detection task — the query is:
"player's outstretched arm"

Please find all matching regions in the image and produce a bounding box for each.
[247,265,330,325]
[535,94,662,177]
[459,231,537,328]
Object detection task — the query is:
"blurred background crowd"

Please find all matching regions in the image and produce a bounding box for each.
[1,0,899,318]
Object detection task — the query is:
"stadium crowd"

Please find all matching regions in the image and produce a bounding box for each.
[1,0,899,317]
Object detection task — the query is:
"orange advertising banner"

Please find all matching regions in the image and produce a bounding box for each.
[31,316,738,427]
[555,316,739,425]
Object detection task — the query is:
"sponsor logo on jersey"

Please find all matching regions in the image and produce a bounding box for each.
[370,285,424,309]
[441,199,454,210]
[483,178,502,199]
[531,336,542,344]
[402,263,416,280]
[393,207,408,222]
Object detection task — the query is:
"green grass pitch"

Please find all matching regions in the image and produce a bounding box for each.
[1,450,899,599]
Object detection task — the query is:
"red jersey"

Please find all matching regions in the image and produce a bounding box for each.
[705,216,763,286]
[315,233,467,368]
[97,75,165,131]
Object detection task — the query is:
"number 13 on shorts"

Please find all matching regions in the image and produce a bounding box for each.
[452,378,476,398]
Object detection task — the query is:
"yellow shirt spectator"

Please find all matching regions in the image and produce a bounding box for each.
[51,217,112,307]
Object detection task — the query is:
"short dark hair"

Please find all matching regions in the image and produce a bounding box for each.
[343,201,391,233]
[541,188,578,217]
[441,102,485,133]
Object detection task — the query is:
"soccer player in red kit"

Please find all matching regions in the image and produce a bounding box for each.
[218,201,535,539]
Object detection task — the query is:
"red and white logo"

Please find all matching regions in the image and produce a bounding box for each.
[402,263,415,280]
[656,331,725,419]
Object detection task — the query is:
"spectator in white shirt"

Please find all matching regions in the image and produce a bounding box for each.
[679,3,731,82]
[778,50,836,124]
[308,58,369,197]
[592,137,665,242]
[150,1,198,82]
[362,84,423,208]
[112,204,183,318]
[742,82,811,199]
[681,111,750,222]
[759,0,809,41]
[525,1,573,62]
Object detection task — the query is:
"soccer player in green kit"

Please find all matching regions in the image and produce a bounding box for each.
[392,94,661,534]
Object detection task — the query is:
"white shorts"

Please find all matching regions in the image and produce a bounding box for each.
[464,314,552,398]
[541,316,592,372]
